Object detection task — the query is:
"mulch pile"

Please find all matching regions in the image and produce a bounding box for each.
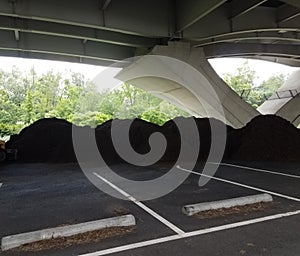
[7,118,77,163]
[225,115,300,163]
[6,115,300,164]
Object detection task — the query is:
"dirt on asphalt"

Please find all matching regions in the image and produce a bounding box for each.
[17,226,136,252]
[195,202,274,219]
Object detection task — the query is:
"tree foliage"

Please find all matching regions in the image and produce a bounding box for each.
[0,62,290,137]
[223,61,287,108]
[0,66,189,136]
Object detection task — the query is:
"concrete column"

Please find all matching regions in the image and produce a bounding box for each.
[258,70,300,126]
[117,42,259,128]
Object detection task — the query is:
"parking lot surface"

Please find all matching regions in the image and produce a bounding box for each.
[0,161,299,256]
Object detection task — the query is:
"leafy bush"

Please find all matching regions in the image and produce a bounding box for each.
[141,110,169,126]
[72,111,112,128]
[0,123,23,137]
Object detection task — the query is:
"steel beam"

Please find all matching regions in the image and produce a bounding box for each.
[191,30,300,47]
[0,30,136,63]
[277,4,300,23]
[0,0,171,37]
[184,6,300,40]
[175,0,227,32]
[195,37,300,47]
[230,0,268,19]
[0,16,159,48]
[0,0,299,69]
[281,0,300,9]
[244,56,300,67]
[0,48,115,67]
[203,42,300,60]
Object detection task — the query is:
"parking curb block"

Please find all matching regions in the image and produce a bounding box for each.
[183,193,273,216]
[1,214,136,251]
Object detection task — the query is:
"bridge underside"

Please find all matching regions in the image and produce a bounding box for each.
[0,0,300,66]
[0,0,299,127]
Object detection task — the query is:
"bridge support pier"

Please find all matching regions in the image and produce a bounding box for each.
[117,42,259,128]
[258,70,300,127]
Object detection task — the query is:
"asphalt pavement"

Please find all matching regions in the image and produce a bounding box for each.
[0,161,299,256]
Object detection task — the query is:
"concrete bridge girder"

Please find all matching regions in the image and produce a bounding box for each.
[258,70,300,126]
[0,0,299,66]
[276,97,300,126]
[116,42,259,128]
[0,1,298,127]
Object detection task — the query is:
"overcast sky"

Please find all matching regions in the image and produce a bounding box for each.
[208,58,299,85]
[0,56,298,86]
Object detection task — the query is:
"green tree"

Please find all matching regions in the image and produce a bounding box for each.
[72,111,112,127]
[224,61,256,93]
[0,67,192,136]
[223,61,287,108]
[76,82,105,113]
[255,74,287,100]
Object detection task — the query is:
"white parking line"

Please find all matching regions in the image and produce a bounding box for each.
[78,209,300,256]
[209,162,300,179]
[0,183,2,188]
[79,234,182,256]
[177,166,300,202]
[93,172,185,236]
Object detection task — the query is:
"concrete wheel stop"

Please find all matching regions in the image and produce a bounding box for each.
[1,214,136,251]
[182,193,273,216]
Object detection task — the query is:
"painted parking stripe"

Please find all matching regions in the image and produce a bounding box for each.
[0,183,2,188]
[79,234,182,256]
[177,166,300,202]
[78,209,300,256]
[93,172,185,236]
[209,162,300,179]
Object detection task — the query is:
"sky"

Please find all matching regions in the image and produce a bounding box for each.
[0,57,104,80]
[208,58,299,85]
[0,56,298,86]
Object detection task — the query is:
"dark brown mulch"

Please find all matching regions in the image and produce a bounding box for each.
[226,115,300,163]
[195,202,273,219]
[18,226,136,252]
[6,115,300,164]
